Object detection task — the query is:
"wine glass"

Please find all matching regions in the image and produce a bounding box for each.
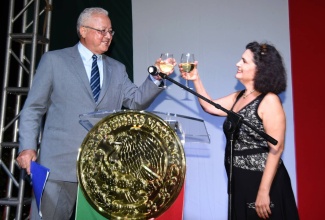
[159,53,175,88]
[180,53,195,88]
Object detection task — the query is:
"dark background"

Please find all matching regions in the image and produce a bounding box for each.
[0,1,9,89]
[0,0,133,89]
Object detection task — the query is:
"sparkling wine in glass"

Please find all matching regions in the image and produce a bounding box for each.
[159,53,174,88]
[180,53,195,88]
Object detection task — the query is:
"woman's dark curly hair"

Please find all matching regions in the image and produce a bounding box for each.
[246,41,287,94]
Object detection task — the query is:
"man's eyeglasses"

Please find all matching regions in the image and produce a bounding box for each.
[83,26,115,36]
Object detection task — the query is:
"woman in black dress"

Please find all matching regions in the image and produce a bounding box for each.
[179,41,299,219]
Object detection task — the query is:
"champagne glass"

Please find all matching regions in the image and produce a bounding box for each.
[159,53,175,88]
[180,53,195,88]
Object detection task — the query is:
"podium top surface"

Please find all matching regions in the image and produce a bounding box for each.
[79,110,210,144]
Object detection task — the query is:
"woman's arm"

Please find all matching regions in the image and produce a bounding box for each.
[255,93,286,219]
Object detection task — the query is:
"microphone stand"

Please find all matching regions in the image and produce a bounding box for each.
[154,71,278,220]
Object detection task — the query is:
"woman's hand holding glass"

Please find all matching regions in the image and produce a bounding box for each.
[180,53,196,88]
[179,60,198,84]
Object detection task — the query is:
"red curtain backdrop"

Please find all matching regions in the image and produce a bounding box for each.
[289,1,325,219]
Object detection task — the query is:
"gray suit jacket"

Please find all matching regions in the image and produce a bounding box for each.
[19,44,163,182]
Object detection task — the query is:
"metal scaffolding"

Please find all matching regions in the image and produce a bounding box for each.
[0,0,53,219]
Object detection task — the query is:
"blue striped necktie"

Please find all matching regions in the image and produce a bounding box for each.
[90,54,100,102]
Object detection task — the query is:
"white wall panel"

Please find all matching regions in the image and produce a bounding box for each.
[132,1,294,219]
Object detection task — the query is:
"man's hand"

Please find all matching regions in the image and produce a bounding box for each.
[153,58,177,80]
[16,149,37,175]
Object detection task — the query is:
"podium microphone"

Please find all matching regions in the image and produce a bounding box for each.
[147,66,160,76]
[148,65,168,79]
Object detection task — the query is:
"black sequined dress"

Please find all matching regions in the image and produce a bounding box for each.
[223,91,299,220]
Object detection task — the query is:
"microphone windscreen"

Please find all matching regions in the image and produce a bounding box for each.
[148,66,159,76]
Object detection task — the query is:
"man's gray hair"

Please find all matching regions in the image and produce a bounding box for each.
[76,7,109,38]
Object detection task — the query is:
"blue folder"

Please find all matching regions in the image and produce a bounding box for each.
[30,161,50,218]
